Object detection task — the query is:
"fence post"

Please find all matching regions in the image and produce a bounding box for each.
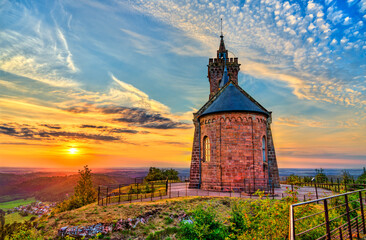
[337,178,340,192]
[315,182,319,199]
[98,186,100,205]
[339,227,343,240]
[323,199,331,240]
[359,191,365,234]
[186,181,188,197]
[289,205,295,240]
[152,182,154,200]
[106,187,109,206]
[118,184,121,204]
[345,194,353,240]
[356,218,360,239]
[230,183,232,197]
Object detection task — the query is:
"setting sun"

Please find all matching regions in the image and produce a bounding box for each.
[68,148,78,155]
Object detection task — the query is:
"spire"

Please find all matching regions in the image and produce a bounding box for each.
[219,64,229,88]
[217,18,228,59]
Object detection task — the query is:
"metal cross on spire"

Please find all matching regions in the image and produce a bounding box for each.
[220,18,223,36]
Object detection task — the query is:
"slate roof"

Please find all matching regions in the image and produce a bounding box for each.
[199,82,269,117]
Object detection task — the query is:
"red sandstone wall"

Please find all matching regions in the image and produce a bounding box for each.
[198,112,269,191]
[189,119,200,188]
[267,124,280,187]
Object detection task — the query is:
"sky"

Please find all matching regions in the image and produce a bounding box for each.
[0,0,365,169]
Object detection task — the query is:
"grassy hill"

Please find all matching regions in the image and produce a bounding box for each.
[0,173,120,203]
[38,196,232,239]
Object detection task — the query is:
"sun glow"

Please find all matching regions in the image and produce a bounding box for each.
[68,147,78,154]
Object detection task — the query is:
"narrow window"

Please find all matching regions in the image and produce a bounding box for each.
[262,136,266,162]
[203,136,211,162]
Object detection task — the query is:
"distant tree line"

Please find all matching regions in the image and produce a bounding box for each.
[144,167,179,181]
[286,167,366,184]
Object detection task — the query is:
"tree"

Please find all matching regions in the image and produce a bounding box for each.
[287,174,300,184]
[341,170,352,184]
[73,165,97,206]
[145,167,163,181]
[145,167,179,181]
[162,168,179,181]
[57,165,97,212]
[356,167,366,184]
[315,168,328,183]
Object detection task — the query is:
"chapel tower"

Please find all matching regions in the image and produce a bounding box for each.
[189,35,280,192]
[208,34,240,99]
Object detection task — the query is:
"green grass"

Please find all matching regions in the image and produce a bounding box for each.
[0,197,36,210]
[4,212,37,224]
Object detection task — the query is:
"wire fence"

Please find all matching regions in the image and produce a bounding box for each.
[290,189,366,240]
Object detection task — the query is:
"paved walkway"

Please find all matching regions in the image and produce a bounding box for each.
[101,183,334,205]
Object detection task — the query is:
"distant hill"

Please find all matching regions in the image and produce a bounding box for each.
[0,173,121,202]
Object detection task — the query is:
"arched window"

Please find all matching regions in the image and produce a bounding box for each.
[203,136,211,162]
[262,136,266,162]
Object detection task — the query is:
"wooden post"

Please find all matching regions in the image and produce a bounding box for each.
[339,227,343,240]
[323,199,331,240]
[186,181,188,197]
[315,182,319,199]
[345,194,353,240]
[359,191,365,234]
[98,186,100,205]
[106,187,109,206]
[118,184,121,204]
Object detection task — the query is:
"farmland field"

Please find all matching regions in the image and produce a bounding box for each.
[0,197,36,210]
[4,212,37,224]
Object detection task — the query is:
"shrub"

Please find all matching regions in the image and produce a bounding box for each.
[287,174,300,184]
[179,204,227,240]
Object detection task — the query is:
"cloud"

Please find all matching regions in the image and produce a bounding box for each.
[110,74,170,113]
[0,1,79,88]
[40,124,62,129]
[79,124,139,134]
[100,106,191,129]
[0,123,121,142]
[129,0,366,108]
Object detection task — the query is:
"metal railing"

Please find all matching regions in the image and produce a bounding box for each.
[98,179,275,206]
[290,189,366,239]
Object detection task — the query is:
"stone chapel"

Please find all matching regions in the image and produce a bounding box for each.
[189,34,280,192]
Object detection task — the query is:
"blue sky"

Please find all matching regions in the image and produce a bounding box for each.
[0,0,365,168]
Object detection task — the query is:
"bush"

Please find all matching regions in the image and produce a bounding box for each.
[179,204,227,240]
[287,174,300,184]
[228,194,290,239]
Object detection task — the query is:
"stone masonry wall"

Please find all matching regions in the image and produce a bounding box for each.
[267,124,280,187]
[198,112,269,191]
[208,58,240,99]
[188,119,200,188]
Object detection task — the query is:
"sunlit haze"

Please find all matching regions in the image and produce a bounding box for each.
[0,0,365,169]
